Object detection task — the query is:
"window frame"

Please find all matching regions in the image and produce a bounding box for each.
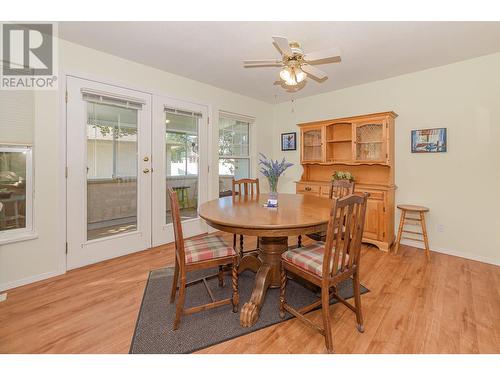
[218,114,252,179]
[0,144,36,244]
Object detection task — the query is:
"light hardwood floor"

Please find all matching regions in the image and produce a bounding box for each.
[0,233,499,354]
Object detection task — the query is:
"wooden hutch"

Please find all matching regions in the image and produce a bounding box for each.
[296,111,397,251]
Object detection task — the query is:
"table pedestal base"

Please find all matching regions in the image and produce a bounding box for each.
[239,236,288,327]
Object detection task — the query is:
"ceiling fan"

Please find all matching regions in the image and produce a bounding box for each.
[243,36,341,87]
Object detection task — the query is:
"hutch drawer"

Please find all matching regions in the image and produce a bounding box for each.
[296,182,321,195]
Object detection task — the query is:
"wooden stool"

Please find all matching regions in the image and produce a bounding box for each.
[394,204,430,260]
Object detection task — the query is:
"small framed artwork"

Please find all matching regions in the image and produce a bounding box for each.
[411,128,447,153]
[281,132,297,151]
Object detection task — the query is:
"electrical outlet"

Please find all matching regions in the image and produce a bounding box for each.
[437,224,445,233]
[0,293,7,302]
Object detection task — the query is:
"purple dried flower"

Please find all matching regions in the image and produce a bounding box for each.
[258,153,294,192]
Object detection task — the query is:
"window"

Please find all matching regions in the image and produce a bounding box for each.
[0,145,33,239]
[218,113,251,195]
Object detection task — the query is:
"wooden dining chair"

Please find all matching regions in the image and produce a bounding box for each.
[280,193,369,353]
[298,179,355,246]
[168,187,239,330]
[232,178,260,257]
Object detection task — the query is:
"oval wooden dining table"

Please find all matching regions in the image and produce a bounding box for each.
[198,193,332,327]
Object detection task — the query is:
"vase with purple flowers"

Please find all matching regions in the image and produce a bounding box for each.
[258,153,293,205]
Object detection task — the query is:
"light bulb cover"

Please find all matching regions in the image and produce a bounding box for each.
[279,68,289,81]
[295,68,306,83]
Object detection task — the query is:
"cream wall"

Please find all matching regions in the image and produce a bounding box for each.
[273,52,500,265]
[0,38,274,291]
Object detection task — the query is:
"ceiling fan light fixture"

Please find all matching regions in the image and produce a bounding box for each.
[280,66,300,86]
[245,36,340,91]
[279,67,292,82]
[295,67,306,83]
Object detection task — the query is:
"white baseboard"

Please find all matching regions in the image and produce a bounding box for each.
[0,269,65,293]
[400,239,500,266]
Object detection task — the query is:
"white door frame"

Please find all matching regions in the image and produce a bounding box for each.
[65,75,152,270]
[152,95,210,246]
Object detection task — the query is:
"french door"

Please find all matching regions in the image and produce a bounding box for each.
[151,95,208,246]
[66,76,152,269]
[66,76,209,269]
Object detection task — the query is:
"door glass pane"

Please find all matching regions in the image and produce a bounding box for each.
[86,102,138,240]
[355,123,383,161]
[165,112,199,224]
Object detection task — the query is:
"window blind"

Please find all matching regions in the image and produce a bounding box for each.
[0,91,34,145]
[164,106,202,118]
[219,110,255,124]
[81,88,146,110]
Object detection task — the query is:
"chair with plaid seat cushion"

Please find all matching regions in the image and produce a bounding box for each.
[281,242,348,277]
[280,193,369,353]
[168,187,239,330]
[184,235,236,263]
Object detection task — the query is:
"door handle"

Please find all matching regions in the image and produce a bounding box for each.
[143,156,149,162]
[143,168,150,174]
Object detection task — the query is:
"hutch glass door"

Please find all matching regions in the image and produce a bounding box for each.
[354,122,386,163]
[302,127,323,162]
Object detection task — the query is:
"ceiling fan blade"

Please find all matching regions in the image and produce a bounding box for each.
[272,36,293,56]
[243,59,282,67]
[302,64,328,80]
[304,47,341,62]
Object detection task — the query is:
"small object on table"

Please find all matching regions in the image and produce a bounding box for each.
[394,204,430,260]
[264,198,278,207]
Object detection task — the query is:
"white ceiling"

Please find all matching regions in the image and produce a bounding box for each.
[59,22,500,103]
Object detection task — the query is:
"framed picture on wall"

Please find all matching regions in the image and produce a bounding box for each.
[281,132,297,151]
[411,128,447,153]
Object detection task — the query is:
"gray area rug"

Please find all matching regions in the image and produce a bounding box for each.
[130,267,369,354]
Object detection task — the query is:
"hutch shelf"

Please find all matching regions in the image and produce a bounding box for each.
[296,111,398,251]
